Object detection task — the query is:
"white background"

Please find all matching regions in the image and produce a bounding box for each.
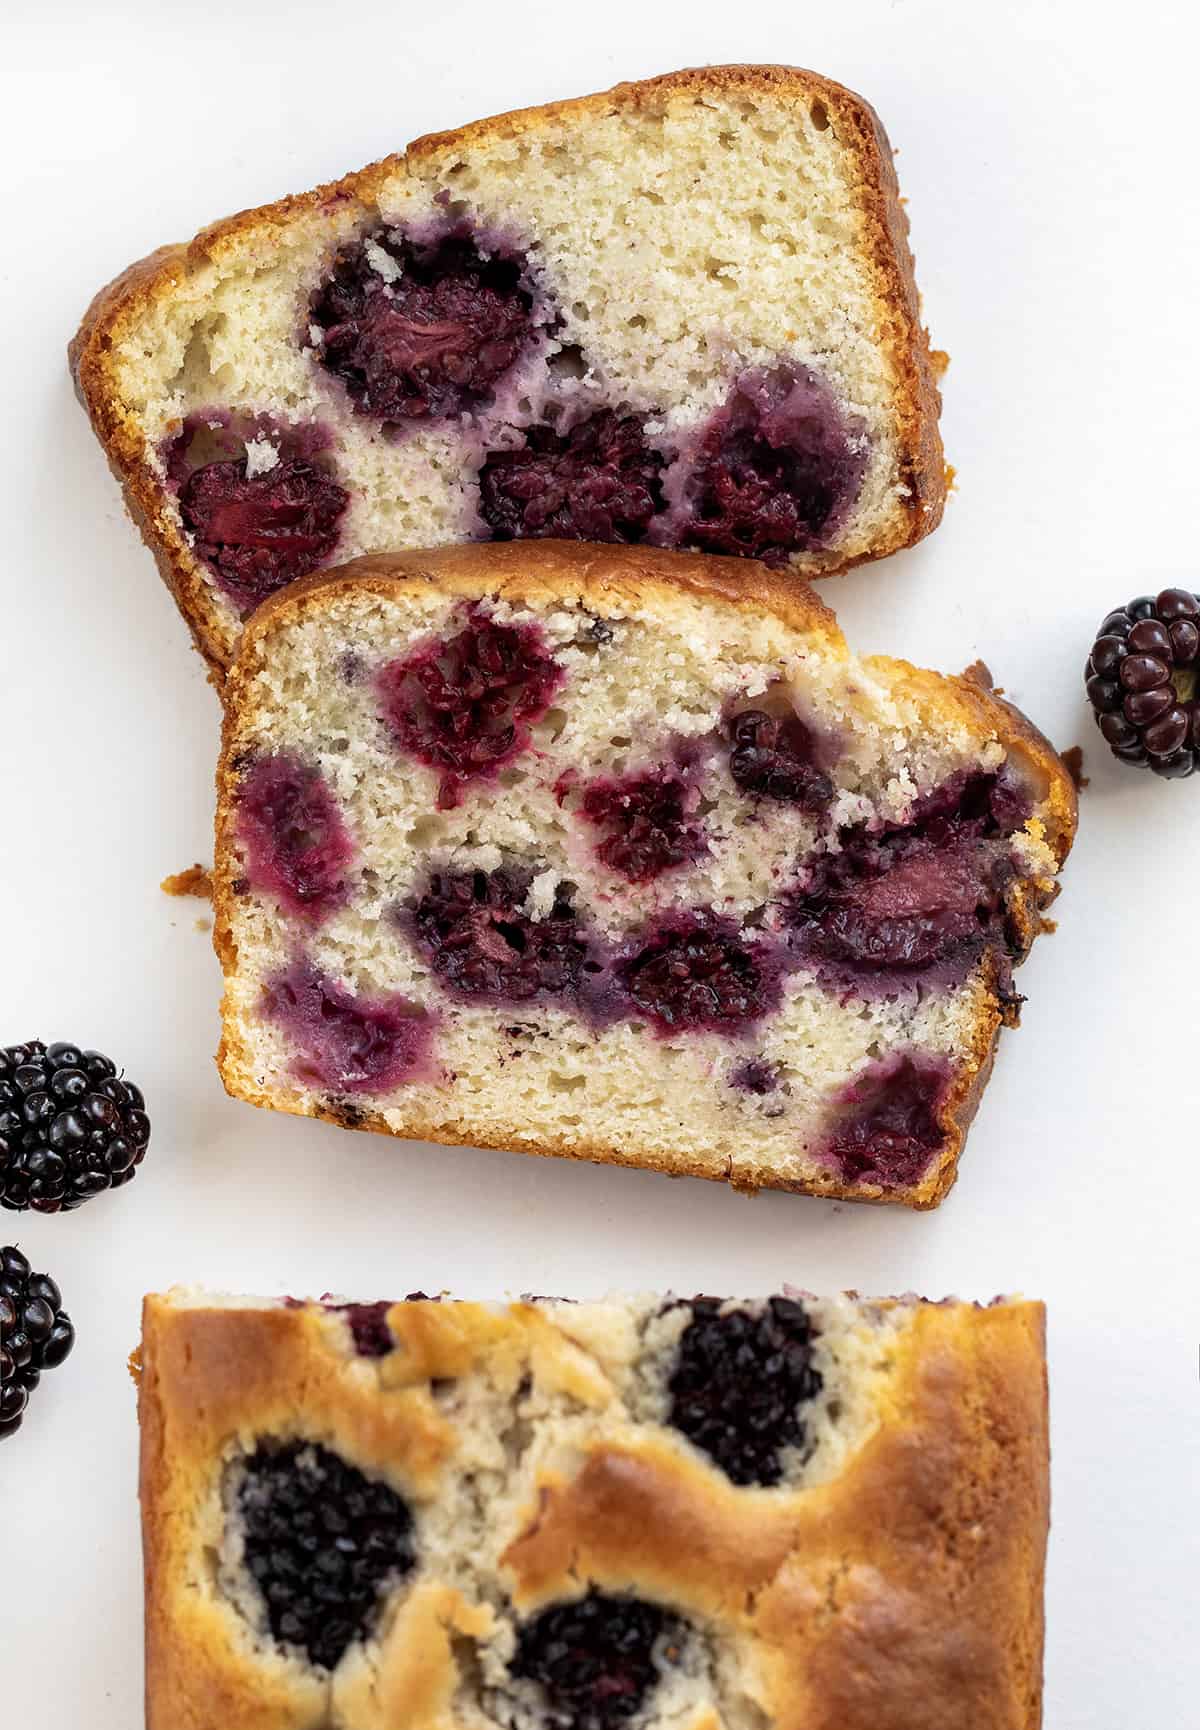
[2,2,1197,1722]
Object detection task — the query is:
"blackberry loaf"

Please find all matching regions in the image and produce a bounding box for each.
[137,1288,1049,1730]
[212,542,1075,1209]
[70,65,946,677]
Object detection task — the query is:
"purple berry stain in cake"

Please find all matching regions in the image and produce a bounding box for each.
[819,1052,951,1188]
[377,607,564,809]
[330,1300,395,1356]
[166,411,348,614]
[617,912,781,1035]
[666,1295,822,1484]
[511,1592,679,1730]
[309,225,538,423]
[730,1056,781,1096]
[408,868,608,1012]
[726,698,837,811]
[262,959,436,1094]
[236,754,355,922]
[579,765,707,883]
[478,411,665,543]
[785,771,1031,987]
[655,363,868,564]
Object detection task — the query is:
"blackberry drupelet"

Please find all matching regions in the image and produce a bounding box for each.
[666,1296,822,1486]
[726,706,834,810]
[479,411,665,544]
[510,1591,678,1730]
[237,1439,416,1671]
[0,1041,151,1212]
[1085,588,1200,777]
[0,1245,75,1439]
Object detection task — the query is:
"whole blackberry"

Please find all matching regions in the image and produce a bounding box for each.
[1085,588,1200,777]
[511,1592,678,1730]
[0,1245,75,1439]
[666,1296,823,1486]
[0,1041,151,1213]
[238,1439,416,1670]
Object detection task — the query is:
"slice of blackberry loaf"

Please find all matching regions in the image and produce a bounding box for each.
[138,1288,1049,1730]
[70,65,945,677]
[213,542,1075,1209]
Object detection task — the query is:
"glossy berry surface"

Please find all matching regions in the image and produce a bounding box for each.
[310,227,535,423]
[1085,588,1200,777]
[821,1053,949,1188]
[511,1591,677,1730]
[666,1295,822,1485]
[262,960,435,1094]
[0,1041,151,1213]
[727,706,834,810]
[579,768,705,882]
[236,754,355,922]
[478,411,664,543]
[617,914,779,1034]
[378,608,563,809]
[178,454,347,615]
[238,1439,415,1670]
[410,869,604,1007]
[0,1244,75,1440]
[664,364,867,564]
[785,772,1025,979]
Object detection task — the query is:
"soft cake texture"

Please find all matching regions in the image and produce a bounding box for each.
[213,543,1075,1209]
[137,1288,1050,1730]
[70,65,945,674]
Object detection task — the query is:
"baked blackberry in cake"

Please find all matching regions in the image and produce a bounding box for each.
[137,1288,1049,1730]
[70,65,945,676]
[213,541,1075,1209]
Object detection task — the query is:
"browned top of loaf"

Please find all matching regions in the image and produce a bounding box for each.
[69,64,946,677]
[137,1294,1048,1730]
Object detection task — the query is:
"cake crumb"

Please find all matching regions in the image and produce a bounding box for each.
[961,659,1001,693]
[1061,745,1089,790]
[161,863,213,899]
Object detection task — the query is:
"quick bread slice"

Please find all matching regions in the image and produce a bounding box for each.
[212,542,1074,1209]
[70,64,945,678]
[137,1287,1049,1730]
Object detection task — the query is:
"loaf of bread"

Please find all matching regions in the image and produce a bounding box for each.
[137,1287,1049,1730]
[212,542,1074,1208]
[70,65,946,676]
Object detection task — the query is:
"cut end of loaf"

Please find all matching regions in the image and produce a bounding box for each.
[211,543,1072,1210]
[71,65,944,672]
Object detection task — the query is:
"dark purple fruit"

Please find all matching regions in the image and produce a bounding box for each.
[666,1295,822,1485]
[510,1591,678,1730]
[310,227,535,423]
[0,1041,151,1213]
[377,608,563,809]
[238,1439,415,1669]
[479,411,664,543]
[579,768,705,882]
[0,1244,74,1439]
[1085,589,1200,776]
[236,753,355,922]
[616,914,779,1035]
[408,868,605,1008]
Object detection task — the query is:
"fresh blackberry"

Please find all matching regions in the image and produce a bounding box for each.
[0,1245,75,1439]
[510,1591,678,1730]
[1085,588,1200,777]
[0,1041,150,1213]
[238,1439,416,1670]
[666,1296,822,1486]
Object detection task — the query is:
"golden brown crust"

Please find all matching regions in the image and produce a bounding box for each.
[211,541,1075,1212]
[70,64,945,675]
[140,1294,1048,1730]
